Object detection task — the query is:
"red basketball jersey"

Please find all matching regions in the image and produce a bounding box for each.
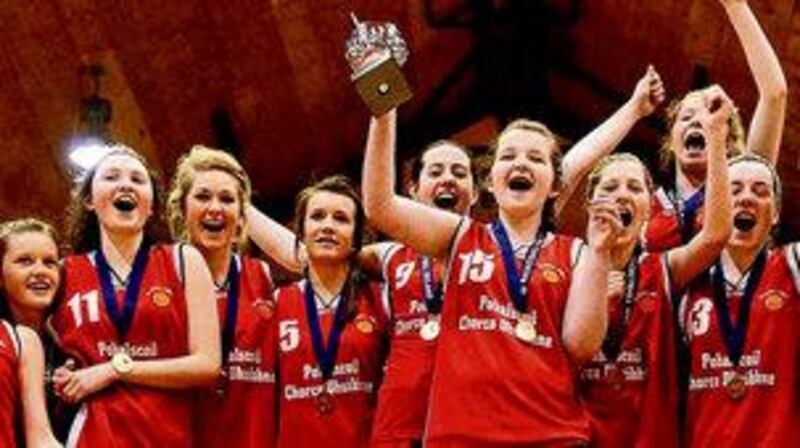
[372,243,441,445]
[50,245,192,447]
[0,320,20,448]
[193,255,277,448]
[680,246,800,447]
[275,279,387,448]
[644,187,701,253]
[424,221,590,447]
[579,252,679,447]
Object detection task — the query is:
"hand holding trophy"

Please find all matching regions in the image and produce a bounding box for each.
[345,13,413,116]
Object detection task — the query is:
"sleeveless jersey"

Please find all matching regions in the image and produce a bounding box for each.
[644,187,702,253]
[275,279,387,448]
[579,252,679,447]
[193,255,277,448]
[50,244,192,448]
[424,221,590,447]
[372,243,441,445]
[0,320,20,448]
[680,246,800,447]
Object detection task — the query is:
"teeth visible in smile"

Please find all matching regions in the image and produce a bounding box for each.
[733,211,757,232]
[684,131,706,153]
[202,220,225,232]
[113,196,137,212]
[433,192,457,209]
[508,176,533,191]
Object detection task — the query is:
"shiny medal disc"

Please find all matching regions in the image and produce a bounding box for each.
[606,365,625,391]
[355,315,375,334]
[726,373,747,400]
[316,389,334,415]
[420,319,441,341]
[515,319,536,343]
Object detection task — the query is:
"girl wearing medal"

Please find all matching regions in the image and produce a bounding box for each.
[680,153,799,446]
[273,175,387,448]
[49,144,220,447]
[578,86,733,447]
[363,111,622,446]
[367,66,664,448]
[366,139,477,448]
[0,219,61,447]
[167,146,278,448]
[645,0,786,252]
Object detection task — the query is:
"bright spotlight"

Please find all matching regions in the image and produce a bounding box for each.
[68,137,113,171]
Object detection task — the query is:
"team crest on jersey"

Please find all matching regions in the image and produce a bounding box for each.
[761,290,787,311]
[636,292,658,313]
[148,287,172,307]
[252,298,276,320]
[354,314,376,334]
[539,263,565,284]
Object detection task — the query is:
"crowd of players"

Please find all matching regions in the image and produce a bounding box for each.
[0,0,795,446]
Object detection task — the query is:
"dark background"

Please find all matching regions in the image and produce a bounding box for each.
[1,0,797,242]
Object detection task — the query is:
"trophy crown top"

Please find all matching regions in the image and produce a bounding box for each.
[344,15,409,69]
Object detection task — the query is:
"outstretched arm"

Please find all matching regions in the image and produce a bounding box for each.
[247,204,305,274]
[362,110,463,259]
[562,200,620,363]
[721,0,787,164]
[668,86,734,289]
[556,65,665,215]
[18,326,61,448]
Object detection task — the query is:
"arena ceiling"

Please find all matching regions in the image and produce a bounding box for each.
[1,0,798,237]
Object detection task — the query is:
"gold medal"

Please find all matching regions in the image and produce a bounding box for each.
[420,319,441,341]
[355,314,375,334]
[726,373,747,400]
[316,389,334,415]
[150,288,172,307]
[515,319,537,343]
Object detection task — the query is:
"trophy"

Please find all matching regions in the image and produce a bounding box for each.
[345,13,413,116]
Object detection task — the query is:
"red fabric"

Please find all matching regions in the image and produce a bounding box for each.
[681,247,800,447]
[275,280,387,448]
[50,245,192,447]
[424,221,590,447]
[371,244,439,445]
[643,188,701,253]
[579,253,679,447]
[193,255,277,448]
[0,321,19,448]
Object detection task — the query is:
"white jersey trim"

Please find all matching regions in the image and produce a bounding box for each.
[0,320,20,358]
[66,403,88,448]
[784,243,800,295]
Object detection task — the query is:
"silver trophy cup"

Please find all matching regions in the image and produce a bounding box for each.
[345,13,413,116]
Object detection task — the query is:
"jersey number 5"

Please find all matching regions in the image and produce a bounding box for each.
[279,320,300,352]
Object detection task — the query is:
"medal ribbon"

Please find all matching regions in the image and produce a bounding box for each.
[95,242,151,340]
[712,249,767,367]
[221,256,241,370]
[491,220,545,313]
[670,186,705,243]
[418,255,442,314]
[601,246,641,361]
[304,277,349,381]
